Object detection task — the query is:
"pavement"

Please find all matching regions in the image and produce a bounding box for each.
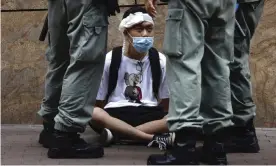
[1,124,276,165]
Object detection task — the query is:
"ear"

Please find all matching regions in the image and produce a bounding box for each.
[123,30,128,36]
[124,30,132,44]
[124,30,130,40]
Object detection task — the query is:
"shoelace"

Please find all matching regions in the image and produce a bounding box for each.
[148,135,171,150]
[148,140,167,150]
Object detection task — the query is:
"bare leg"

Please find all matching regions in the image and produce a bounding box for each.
[135,116,169,134]
[92,107,153,141]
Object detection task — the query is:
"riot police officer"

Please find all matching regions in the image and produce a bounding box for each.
[38,0,119,158]
[226,0,264,153]
[145,0,236,164]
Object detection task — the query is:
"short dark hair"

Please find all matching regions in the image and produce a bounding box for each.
[122,6,148,19]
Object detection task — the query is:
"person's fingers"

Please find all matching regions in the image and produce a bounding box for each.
[148,6,157,17]
[145,0,157,17]
[152,9,157,17]
[153,0,158,8]
[152,0,158,16]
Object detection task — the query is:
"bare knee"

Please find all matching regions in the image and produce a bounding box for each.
[92,107,110,126]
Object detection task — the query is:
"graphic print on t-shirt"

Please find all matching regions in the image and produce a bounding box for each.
[124,72,142,103]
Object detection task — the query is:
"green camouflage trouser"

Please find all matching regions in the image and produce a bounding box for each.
[230,0,264,126]
[164,0,236,134]
[38,0,108,132]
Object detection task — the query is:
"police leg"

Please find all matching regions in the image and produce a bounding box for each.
[38,0,70,149]
[147,0,213,164]
[226,0,264,153]
[200,0,235,164]
[47,1,108,159]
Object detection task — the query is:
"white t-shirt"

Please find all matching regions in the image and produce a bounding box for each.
[96,51,169,109]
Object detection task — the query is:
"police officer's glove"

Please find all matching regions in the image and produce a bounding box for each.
[106,0,120,16]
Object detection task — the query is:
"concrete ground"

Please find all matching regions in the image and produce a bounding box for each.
[1,124,276,165]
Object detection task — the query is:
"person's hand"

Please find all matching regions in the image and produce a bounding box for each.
[145,0,158,17]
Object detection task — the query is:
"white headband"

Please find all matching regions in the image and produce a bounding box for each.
[119,12,154,32]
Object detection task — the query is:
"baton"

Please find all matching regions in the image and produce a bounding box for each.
[39,14,48,41]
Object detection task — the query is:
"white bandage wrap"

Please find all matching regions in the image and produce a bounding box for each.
[119,12,154,32]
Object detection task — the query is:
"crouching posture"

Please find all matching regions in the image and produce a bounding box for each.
[89,7,174,149]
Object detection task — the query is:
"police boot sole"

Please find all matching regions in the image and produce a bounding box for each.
[225,143,260,153]
[201,160,228,165]
[147,160,198,165]
[147,160,167,165]
[38,133,50,148]
[200,150,228,165]
[47,147,104,159]
[38,139,49,148]
[147,155,199,165]
[201,156,228,165]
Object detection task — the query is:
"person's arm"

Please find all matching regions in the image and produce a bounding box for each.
[158,53,170,112]
[95,52,112,108]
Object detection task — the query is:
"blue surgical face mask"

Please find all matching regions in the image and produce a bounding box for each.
[129,34,154,53]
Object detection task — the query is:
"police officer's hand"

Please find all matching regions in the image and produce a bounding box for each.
[106,0,120,16]
[145,0,158,17]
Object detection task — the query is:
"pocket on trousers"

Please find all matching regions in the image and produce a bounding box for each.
[76,7,108,63]
[83,13,108,35]
[163,9,183,58]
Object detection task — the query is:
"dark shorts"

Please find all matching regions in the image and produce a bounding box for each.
[105,106,167,127]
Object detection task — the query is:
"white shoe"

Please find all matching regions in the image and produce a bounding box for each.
[100,128,114,147]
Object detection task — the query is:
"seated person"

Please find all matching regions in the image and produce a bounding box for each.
[89,7,174,149]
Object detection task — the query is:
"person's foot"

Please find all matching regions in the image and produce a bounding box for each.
[47,129,104,158]
[148,133,175,150]
[224,126,260,153]
[201,135,228,165]
[38,121,54,148]
[99,128,114,147]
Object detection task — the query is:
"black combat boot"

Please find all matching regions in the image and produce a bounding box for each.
[38,121,54,148]
[225,119,260,153]
[201,131,228,165]
[47,129,104,158]
[147,129,199,165]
